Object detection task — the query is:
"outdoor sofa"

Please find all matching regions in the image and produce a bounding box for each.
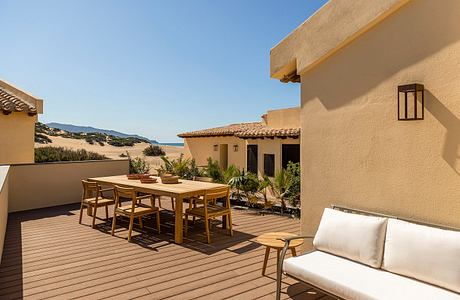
[276,205,460,300]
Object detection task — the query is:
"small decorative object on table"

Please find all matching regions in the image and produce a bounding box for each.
[127,173,152,180]
[140,177,157,184]
[160,174,180,184]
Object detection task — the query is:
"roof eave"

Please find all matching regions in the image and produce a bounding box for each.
[270,0,410,82]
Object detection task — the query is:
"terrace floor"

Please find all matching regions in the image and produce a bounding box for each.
[0,199,333,300]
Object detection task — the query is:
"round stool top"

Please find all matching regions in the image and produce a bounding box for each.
[256,232,303,249]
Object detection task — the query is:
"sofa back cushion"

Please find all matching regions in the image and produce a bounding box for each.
[383,219,460,293]
[313,208,388,268]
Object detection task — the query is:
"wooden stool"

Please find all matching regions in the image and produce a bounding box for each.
[256,232,303,276]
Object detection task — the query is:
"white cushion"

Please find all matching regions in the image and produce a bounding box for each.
[383,219,460,294]
[313,208,388,267]
[284,251,460,300]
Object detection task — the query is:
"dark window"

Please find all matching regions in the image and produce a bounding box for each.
[247,145,258,174]
[282,144,300,169]
[264,154,275,177]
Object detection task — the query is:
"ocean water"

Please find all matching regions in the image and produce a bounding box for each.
[157,142,184,147]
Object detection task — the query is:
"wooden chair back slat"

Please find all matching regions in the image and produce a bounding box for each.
[114,185,137,209]
[204,187,229,203]
[194,176,214,183]
[82,180,99,199]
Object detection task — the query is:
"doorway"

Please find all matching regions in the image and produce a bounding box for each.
[247,145,258,174]
[219,144,228,170]
[282,144,300,168]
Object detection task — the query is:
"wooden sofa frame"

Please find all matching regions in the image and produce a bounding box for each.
[275,205,460,300]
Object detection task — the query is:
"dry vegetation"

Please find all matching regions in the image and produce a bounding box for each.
[35,134,183,171]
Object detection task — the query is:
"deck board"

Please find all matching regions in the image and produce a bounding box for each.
[0,200,333,300]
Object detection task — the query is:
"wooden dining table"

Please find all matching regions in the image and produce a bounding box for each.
[88,175,229,244]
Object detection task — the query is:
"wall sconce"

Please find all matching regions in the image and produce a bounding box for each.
[398,83,424,120]
[233,144,239,152]
[213,145,218,151]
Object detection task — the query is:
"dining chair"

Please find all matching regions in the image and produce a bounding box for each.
[112,185,161,242]
[79,180,115,228]
[184,186,233,243]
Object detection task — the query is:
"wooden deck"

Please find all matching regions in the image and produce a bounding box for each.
[0,200,333,300]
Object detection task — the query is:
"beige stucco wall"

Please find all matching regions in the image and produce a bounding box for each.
[0,166,9,264]
[8,159,129,212]
[0,113,37,164]
[270,0,409,80]
[183,136,299,177]
[266,107,300,128]
[183,136,246,169]
[249,138,299,177]
[297,0,460,241]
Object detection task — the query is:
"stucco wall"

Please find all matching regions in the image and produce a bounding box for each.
[270,0,409,79]
[0,166,9,264]
[249,138,299,177]
[183,136,246,169]
[299,0,460,241]
[8,160,129,212]
[0,113,36,164]
[266,107,300,128]
[184,136,299,177]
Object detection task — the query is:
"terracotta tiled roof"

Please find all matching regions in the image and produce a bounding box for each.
[0,86,37,115]
[236,127,300,138]
[178,122,300,139]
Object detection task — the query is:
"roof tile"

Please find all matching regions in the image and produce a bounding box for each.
[178,122,300,139]
[0,87,37,115]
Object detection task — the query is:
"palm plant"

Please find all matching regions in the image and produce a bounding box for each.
[271,168,292,212]
[258,175,272,207]
[223,164,241,184]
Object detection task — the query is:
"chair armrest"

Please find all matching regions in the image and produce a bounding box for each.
[278,235,314,243]
[276,235,314,300]
[99,188,114,193]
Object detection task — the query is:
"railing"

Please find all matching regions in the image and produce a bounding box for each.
[0,165,10,264]
[7,159,129,212]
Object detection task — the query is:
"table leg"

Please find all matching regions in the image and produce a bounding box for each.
[222,215,227,229]
[174,195,183,244]
[291,247,297,257]
[262,247,270,276]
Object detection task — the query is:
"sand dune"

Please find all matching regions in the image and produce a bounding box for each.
[35,135,184,173]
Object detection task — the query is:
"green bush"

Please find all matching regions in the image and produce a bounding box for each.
[35,133,52,144]
[34,146,108,163]
[157,154,200,179]
[143,144,166,156]
[126,152,150,174]
[204,158,223,182]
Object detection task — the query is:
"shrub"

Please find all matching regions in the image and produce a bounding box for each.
[157,154,200,179]
[223,165,241,184]
[126,152,150,174]
[228,171,259,199]
[35,146,107,163]
[143,145,165,156]
[204,158,223,183]
[35,133,52,144]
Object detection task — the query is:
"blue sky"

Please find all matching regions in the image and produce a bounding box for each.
[0,0,327,142]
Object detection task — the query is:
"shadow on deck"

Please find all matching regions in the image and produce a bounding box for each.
[0,200,331,299]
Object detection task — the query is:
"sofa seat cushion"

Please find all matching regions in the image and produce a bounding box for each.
[283,251,460,300]
[313,208,388,268]
[383,219,460,294]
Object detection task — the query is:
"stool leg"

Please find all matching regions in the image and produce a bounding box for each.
[262,247,270,276]
[276,248,281,275]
